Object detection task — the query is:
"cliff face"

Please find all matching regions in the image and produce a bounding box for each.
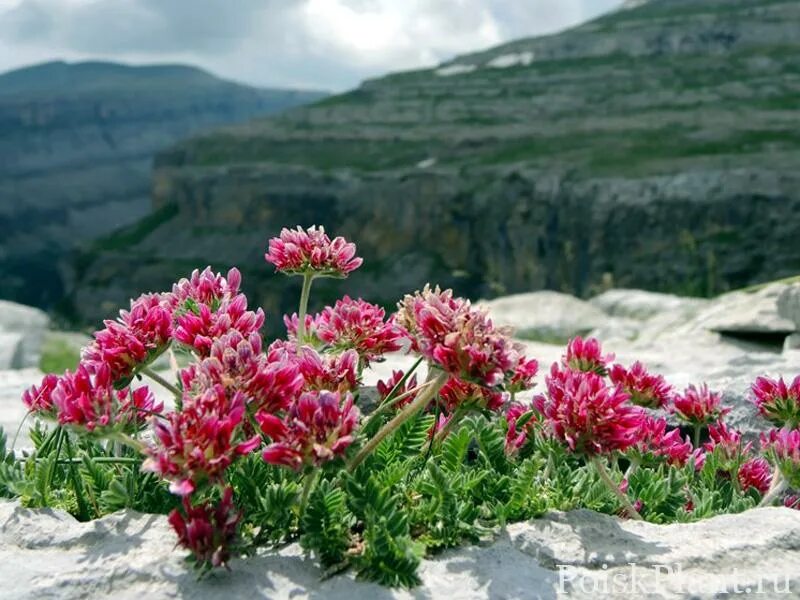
[72,0,800,328]
[0,61,325,309]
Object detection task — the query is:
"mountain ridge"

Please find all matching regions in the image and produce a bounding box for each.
[0,60,326,309]
[70,0,800,329]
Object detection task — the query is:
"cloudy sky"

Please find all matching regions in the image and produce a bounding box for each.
[0,0,621,91]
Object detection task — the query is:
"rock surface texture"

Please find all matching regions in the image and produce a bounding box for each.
[1,500,799,599]
[70,0,800,329]
[0,61,325,310]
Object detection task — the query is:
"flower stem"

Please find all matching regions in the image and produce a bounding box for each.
[348,370,448,472]
[591,455,643,521]
[140,366,182,399]
[299,468,321,515]
[296,272,315,349]
[758,467,786,508]
[693,425,702,449]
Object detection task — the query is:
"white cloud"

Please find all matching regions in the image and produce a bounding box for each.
[0,0,621,91]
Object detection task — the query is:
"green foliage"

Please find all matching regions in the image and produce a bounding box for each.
[300,479,352,567]
[0,407,775,588]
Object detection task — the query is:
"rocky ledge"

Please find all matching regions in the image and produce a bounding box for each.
[2,499,798,599]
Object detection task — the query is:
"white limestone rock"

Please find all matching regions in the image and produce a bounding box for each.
[1,500,799,599]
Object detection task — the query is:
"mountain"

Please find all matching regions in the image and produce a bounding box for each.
[0,60,326,309]
[71,0,800,329]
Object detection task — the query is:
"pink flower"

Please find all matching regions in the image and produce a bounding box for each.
[181,331,304,414]
[704,422,752,463]
[52,363,160,435]
[751,375,800,429]
[761,428,800,488]
[784,495,800,510]
[609,362,672,409]
[259,391,359,470]
[283,312,320,343]
[439,376,507,412]
[691,448,706,472]
[144,385,260,495]
[397,285,523,388]
[508,357,539,394]
[672,384,730,428]
[265,226,363,277]
[82,293,172,382]
[505,402,538,456]
[173,293,265,357]
[290,345,359,393]
[738,457,772,495]
[316,296,403,364]
[22,374,59,417]
[169,267,242,309]
[631,416,693,467]
[168,486,240,569]
[376,370,418,409]
[533,364,643,456]
[563,336,614,375]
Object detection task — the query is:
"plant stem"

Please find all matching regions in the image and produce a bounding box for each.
[348,370,448,472]
[591,456,643,521]
[299,468,321,515]
[758,468,786,508]
[296,272,315,349]
[362,379,434,430]
[140,366,182,399]
[693,425,702,449]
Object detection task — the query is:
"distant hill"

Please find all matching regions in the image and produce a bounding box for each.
[0,60,326,310]
[72,0,800,329]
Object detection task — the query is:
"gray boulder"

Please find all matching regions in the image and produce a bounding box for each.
[1,500,798,599]
[777,283,800,329]
[481,291,607,343]
[590,289,708,322]
[688,283,796,336]
[0,301,49,369]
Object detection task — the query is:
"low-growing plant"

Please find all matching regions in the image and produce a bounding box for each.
[2,224,799,586]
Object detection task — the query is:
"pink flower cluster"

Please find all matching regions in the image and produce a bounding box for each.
[761,428,800,488]
[396,285,524,388]
[181,331,304,415]
[534,364,642,456]
[564,336,614,375]
[168,267,265,357]
[259,391,359,470]
[672,384,729,428]
[82,293,172,382]
[144,385,260,496]
[751,375,800,429]
[316,296,403,364]
[504,402,538,456]
[632,416,693,467]
[609,362,672,409]
[265,225,363,278]
[168,487,240,569]
[738,457,772,495]
[26,363,159,435]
